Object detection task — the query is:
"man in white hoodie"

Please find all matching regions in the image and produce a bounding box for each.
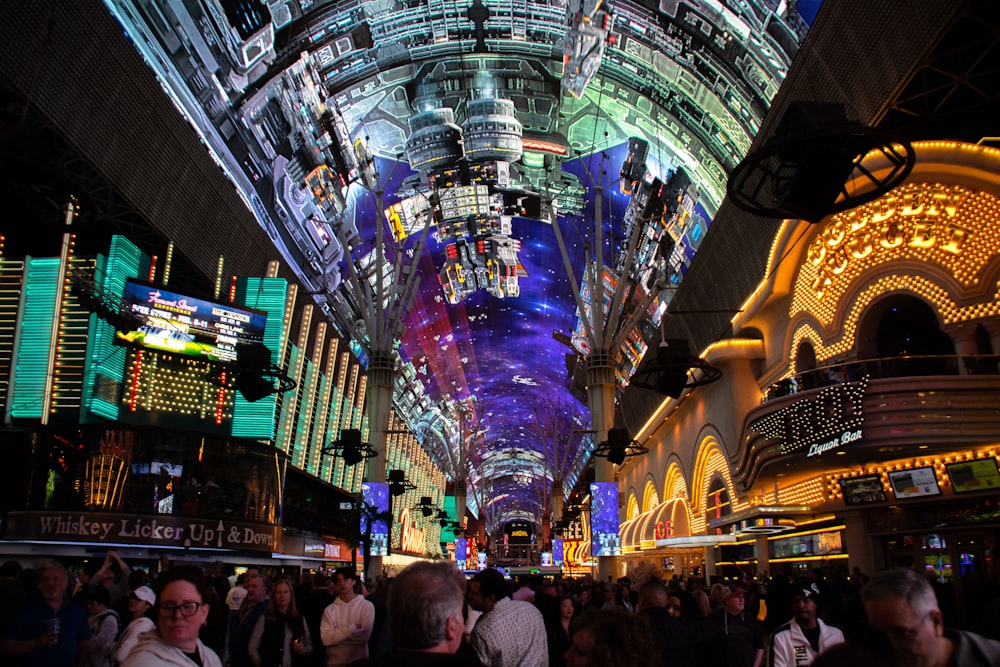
[767,579,844,667]
[320,567,375,666]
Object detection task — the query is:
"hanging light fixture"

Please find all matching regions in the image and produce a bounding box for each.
[322,429,377,466]
[592,428,648,466]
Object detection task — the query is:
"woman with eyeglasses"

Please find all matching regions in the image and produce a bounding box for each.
[120,566,222,667]
[113,586,157,664]
[247,578,312,667]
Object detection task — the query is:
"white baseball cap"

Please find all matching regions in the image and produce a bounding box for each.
[131,586,156,606]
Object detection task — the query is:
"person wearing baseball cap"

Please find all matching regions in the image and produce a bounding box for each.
[113,586,156,664]
[767,578,844,667]
[709,581,765,667]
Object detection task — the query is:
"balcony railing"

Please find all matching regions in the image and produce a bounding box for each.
[762,354,1000,402]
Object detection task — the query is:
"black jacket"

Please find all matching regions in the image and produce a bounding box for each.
[641,606,717,667]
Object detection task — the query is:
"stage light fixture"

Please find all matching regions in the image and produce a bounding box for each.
[414,496,436,518]
[629,339,722,398]
[322,428,377,466]
[592,428,648,466]
[205,342,296,403]
[388,469,416,497]
[727,102,914,223]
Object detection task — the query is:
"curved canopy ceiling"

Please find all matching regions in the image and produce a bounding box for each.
[103,0,819,531]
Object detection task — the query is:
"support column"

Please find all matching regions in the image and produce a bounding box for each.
[703,543,718,579]
[755,535,771,578]
[587,353,617,581]
[365,351,393,578]
[551,480,564,527]
[948,324,979,374]
[454,479,467,531]
[842,511,875,576]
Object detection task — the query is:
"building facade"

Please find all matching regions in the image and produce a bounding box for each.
[614,141,1000,625]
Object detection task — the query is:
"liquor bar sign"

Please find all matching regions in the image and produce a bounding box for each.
[5,511,281,553]
[747,376,868,457]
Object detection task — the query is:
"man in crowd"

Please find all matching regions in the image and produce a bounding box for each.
[638,578,716,667]
[511,576,534,603]
[231,572,269,667]
[354,560,479,666]
[320,567,375,666]
[768,578,844,667]
[862,567,1000,667]
[1,560,95,666]
[467,568,547,667]
[711,582,765,667]
[83,586,119,667]
[302,572,335,667]
[223,572,248,663]
[90,550,132,608]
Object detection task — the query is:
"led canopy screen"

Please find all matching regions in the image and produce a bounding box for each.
[838,475,887,505]
[590,482,621,557]
[946,458,1000,494]
[361,482,389,557]
[115,279,267,364]
[887,467,941,499]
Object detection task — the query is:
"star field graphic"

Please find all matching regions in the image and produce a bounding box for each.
[345,144,712,516]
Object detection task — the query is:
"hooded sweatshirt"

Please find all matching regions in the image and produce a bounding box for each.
[119,631,223,667]
[319,595,375,666]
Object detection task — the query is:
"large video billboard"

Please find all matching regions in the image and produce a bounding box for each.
[361,482,389,557]
[115,279,267,364]
[590,482,621,557]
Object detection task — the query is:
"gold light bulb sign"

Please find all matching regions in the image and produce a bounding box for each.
[84,430,134,510]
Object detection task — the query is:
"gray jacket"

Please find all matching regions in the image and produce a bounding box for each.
[947,629,1000,667]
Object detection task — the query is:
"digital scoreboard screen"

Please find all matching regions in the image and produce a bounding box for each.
[115,279,267,364]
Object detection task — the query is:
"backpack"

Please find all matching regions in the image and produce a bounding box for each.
[97,609,122,643]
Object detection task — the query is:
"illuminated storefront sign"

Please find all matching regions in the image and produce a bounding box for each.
[654,520,673,540]
[806,185,972,298]
[5,511,280,552]
[806,428,863,457]
[302,540,349,560]
[747,377,867,457]
[398,507,426,555]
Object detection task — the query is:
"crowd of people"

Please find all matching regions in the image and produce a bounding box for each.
[3,555,1000,667]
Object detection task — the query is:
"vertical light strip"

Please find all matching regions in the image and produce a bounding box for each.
[83,236,145,422]
[213,256,225,299]
[43,230,74,423]
[0,258,25,417]
[232,276,289,439]
[8,257,60,420]
[162,241,174,286]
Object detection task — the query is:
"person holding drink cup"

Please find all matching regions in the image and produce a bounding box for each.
[248,578,313,667]
[0,559,95,665]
